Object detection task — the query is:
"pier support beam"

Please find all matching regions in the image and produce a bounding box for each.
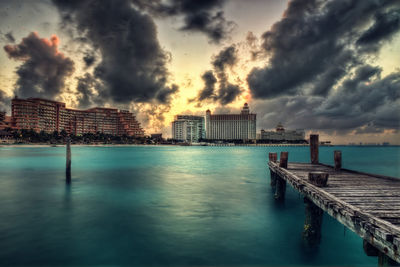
[310,134,319,164]
[364,240,400,266]
[363,240,379,257]
[66,137,71,183]
[269,153,278,187]
[275,152,288,201]
[334,150,342,171]
[302,197,323,249]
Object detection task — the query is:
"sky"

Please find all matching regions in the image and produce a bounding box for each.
[0,0,399,144]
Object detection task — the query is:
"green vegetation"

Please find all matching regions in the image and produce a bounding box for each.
[0,128,153,144]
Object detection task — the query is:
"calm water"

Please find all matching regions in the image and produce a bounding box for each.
[0,145,399,266]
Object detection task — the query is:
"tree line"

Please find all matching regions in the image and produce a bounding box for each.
[1,128,153,144]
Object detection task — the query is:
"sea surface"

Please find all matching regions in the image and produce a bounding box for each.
[0,145,399,266]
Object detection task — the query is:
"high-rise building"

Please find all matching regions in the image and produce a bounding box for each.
[10,97,144,137]
[260,123,305,141]
[205,103,256,140]
[172,115,205,142]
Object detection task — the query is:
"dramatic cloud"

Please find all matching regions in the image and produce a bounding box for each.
[192,45,242,105]
[3,32,75,99]
[53,0,178,105]
[196,70,217,102]
[247,0,400,99]
[0,90,10,112]
[131,0,234,43]
[82,51,96,68]
[75,73,101,109]
[316,67,400,130]
[246,0,400,135]
[253,66,400,134]
[357,8,400,51]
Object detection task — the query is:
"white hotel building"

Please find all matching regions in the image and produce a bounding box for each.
[172,115,205,142]
[205,103,256,140]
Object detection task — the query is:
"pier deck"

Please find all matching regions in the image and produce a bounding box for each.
[268,161,400,263]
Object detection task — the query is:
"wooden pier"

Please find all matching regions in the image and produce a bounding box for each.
[268,135,400,265]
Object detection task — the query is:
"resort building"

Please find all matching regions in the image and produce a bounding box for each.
[9,97,145,136]
[172,115,205,142]
[260,123,305,142]
[205,103,256,140]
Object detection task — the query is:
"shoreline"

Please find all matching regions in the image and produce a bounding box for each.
[1,143,398,148]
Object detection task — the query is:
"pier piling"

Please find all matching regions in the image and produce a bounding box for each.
[334,150,342,171]
[274,152,288,201]
[302,197,323,249]
[310,134,319,164]
[308,172,329,187]
[66,137,71,182]
[269,153,278,187]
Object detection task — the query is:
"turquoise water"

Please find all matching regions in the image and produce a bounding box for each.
[0,145,399,266]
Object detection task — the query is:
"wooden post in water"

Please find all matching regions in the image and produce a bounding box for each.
[310,134,319,164]
[302,170,328,249]
[275,152,288,201]
[308,172,329,187]
[302,197,323,249]
[269,152,277,163]
[66,137,71,182]
[334,150,342,171]
[269,152,278,187]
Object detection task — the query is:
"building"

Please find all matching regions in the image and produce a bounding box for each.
[172,115,205,142]
[205,103,256,140]
[260,123,305,142]
[9,97,144,137]
[150,133,163,142]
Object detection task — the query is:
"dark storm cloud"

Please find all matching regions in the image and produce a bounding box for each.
[253,66,400,134]
[211,45,242,104]
[82,51,96,67]
[75,73,101,109]
[3,32,75,99]
[197,70,218,101]
[212,44,237,71]
[245,0,400,134]
[357,9,400,48]
[217,83,241,105]
[131,0,234,43]
[247,0,400,99]
[191,45,242,105]
[52,0,178,105]
[317,69,400,127]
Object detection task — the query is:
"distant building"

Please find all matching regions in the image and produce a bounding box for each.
[205,103,256,140]
[172,115,205,142]
[9,97,144,136]
[151,133,163,142]
[260,123,305,142]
